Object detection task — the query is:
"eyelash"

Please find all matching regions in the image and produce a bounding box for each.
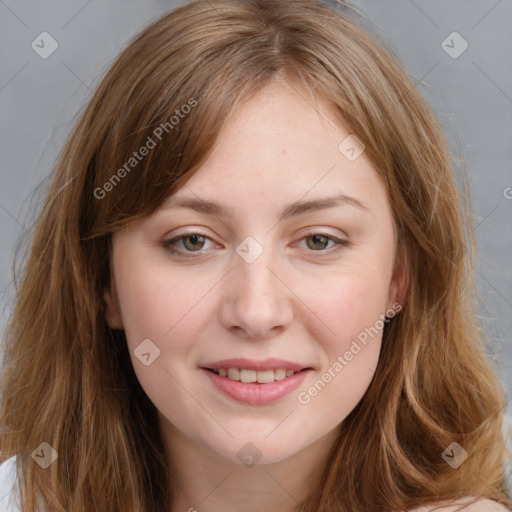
[162,230,349,258]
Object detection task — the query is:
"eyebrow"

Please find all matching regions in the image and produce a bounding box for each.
[162,193,369,221]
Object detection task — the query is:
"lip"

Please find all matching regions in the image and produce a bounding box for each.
[201,357,309,372]
[201,367,312,405]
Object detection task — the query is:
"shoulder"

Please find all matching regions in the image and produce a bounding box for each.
[409,497,510,512]
[0,455,21,512]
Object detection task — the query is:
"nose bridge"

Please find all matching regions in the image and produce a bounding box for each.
[239,253,275,297]
[219,237,293,337]
[235,242,281,307]
[234,234,277,292]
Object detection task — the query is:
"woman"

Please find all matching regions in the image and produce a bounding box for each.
[1,1,510,511]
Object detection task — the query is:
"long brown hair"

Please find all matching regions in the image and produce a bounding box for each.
[1,1,510,511]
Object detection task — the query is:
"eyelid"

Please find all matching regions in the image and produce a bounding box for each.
[299,227,346,239]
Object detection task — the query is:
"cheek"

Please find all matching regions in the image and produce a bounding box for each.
[114,257,219,354]
[295,274,386,420]
[112,261,216,415]
[302,265,391,351]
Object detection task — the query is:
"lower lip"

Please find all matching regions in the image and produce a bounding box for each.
[201,368,311,405]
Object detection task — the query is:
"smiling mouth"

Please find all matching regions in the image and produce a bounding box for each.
[205,367,308,384]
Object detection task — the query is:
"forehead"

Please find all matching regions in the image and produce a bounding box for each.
[170,82,389,218]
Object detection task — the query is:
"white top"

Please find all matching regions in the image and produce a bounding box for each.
[0,455,509,511]
[0,456,20,512]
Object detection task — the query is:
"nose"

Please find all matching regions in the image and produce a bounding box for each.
[218,248,294,339]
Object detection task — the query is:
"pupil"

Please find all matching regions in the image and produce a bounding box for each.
[308,235,328,250]
[185,235,204,251]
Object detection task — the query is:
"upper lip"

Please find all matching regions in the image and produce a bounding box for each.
[201,358,310,372]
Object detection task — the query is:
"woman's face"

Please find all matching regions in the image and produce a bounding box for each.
[105,81,407,466]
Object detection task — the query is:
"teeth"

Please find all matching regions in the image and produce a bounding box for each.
[227,368,240,380]
[254,370,274,383]
[240,369,257,383]
[214,368,297,383]
[274,369,287,380]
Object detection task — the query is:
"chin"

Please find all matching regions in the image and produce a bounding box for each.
[213,436,306,467]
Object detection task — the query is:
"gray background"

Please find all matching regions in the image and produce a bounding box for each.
[1,0,511,476]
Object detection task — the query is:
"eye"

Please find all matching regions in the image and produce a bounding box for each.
[163,233,217,256]
[295,232,349,252]
[162,230,349,258]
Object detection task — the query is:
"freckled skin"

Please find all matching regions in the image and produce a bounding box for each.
[105,81,407,512]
